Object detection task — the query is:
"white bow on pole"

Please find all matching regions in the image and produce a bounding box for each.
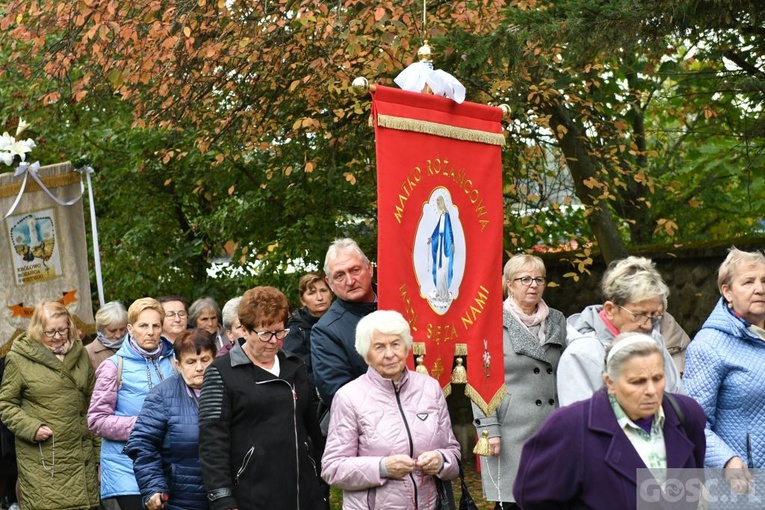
[394,62,467,104]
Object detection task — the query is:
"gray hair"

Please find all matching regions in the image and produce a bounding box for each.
[604,332,663,381]
[95,301,128,332]
[189,297,220,327]
[221,297,242,330]
[323,238,370,276]
[355,310,413,361]
[601,256,669,308]
[718,247,765,295]
[503,254,546,296]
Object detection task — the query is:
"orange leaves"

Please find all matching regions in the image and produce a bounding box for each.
[655,219,678,237]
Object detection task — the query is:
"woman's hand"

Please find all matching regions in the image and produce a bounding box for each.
[723,456,752,494]
[145,493,167,510]
[415,451,443,476]
[385,455,415,479]
[35,425,53,442]
[489,436,501,457]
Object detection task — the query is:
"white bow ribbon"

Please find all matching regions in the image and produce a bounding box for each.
[394,62,466,103]
[4,161,86,218]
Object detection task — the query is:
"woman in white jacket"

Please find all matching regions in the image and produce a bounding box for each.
[321,310,460,509]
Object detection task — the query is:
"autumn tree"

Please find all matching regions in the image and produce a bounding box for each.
[1,0,763,301]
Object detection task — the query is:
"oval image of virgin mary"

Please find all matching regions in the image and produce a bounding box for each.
[413,188,466,315]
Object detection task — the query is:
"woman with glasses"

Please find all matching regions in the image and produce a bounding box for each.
[87,301,128,370]
[159,296,189,344]
[0,301,100,509]
[198,286,324,510]
[557,256,683,406]
[471,255,567,510]
[88,298,176,510]
[684,248,765,489]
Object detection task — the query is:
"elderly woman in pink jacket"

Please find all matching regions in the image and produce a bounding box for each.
[321,310,461,509]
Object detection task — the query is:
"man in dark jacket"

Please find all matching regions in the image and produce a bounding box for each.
[311,238,377,410]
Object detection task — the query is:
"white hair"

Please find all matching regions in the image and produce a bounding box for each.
[355,310,413,361]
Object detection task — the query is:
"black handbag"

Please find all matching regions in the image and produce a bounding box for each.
[435,476,456,510]
[457,461,479,510]
[435,461,478,510]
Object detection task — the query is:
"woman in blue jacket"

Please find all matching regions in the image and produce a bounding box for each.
[685,248,765,492]
[126,329,217,510]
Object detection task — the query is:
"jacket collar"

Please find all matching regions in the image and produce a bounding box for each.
[505,308,564,363]
[334,284,378,316]
[365,364,410,392]
[588,389,695,483]
[229,338,300,378]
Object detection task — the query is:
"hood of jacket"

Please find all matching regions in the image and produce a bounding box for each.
[700,297,763,344]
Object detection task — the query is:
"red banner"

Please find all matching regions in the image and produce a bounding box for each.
[373,85,505,415]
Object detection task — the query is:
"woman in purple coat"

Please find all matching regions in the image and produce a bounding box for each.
[514,333,706,510]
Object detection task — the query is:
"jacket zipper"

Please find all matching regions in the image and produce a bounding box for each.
[235,446,255,486]
[393,380,418,509]
[257,379,300,508]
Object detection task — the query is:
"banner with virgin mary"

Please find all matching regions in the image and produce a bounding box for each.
[373,85,506,415]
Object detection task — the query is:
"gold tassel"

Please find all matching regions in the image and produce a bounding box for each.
[473,430,491,457]
[415,355,429,375]
[451,356,467,384]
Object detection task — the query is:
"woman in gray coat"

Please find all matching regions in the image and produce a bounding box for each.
[472,255,566,509]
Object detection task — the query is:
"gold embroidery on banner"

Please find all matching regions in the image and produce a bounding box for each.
[0,163,79,199]
[376,114,506,146]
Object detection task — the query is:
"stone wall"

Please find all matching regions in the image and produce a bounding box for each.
[541,237,765,337]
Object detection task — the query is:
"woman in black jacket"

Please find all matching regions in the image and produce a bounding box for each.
[198,286,324,510]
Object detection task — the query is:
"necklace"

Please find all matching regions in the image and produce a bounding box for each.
[39,434,55,484]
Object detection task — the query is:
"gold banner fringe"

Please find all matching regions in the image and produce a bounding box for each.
[0,162,78,199]
[465,382,507,416]
[442,382,452,399]
[412,341,426,356]
[377,114,506,146]
[454,343,468,356]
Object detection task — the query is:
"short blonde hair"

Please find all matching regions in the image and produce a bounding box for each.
[718,247,765,294]
[355,310,413,361]
[27,301,77,345]
[127,297,164,325]
[601,256,669,307]
[503,254,546,296]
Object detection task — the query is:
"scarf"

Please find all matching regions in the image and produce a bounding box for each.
[129,336,163,360]
[97,331,127,350]
[504,296,549,343]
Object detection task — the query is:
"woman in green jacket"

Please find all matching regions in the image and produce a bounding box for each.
[0,301,100,510]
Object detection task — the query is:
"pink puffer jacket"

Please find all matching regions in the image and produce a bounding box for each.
[322,367,460,509]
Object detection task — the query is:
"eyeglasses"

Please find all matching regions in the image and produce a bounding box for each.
[165,311,188,319]
[43,327,69,338]
[253,329,290,342]
[331,265,364,284]
[513,276,546,287]
[618,305,663,325]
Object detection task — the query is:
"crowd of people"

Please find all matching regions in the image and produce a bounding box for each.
[0,240,763,510]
